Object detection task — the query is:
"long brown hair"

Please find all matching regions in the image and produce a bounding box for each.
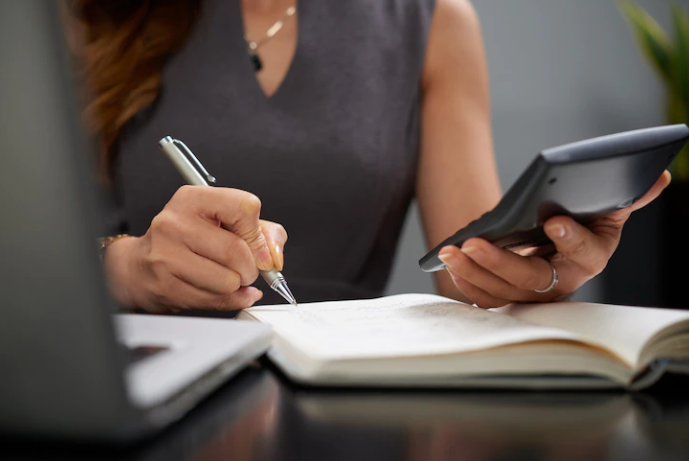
[67,0,202,178]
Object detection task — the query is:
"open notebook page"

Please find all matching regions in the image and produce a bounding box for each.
[497,303,689,369]
[241,294,583,360]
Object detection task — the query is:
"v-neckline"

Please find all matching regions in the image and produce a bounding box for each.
[234,0,303,102]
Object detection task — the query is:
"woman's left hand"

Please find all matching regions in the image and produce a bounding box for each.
[438,170,672,308]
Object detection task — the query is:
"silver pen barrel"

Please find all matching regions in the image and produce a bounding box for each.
[159,136,208,186]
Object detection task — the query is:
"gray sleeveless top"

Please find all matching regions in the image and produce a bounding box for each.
[112,0,436,304]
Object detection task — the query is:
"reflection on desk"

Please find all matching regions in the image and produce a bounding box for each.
[2,363,689,461]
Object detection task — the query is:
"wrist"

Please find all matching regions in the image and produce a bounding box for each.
[103,236,140,307]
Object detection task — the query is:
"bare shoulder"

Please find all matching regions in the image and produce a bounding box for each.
[424,0,485,88]
[433,0,480,30]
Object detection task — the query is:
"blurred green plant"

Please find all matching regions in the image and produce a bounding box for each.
[619,0,689,180]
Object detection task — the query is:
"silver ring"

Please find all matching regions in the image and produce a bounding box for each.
[534,260,559,293]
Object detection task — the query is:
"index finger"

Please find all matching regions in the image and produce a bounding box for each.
[610,170,671,222]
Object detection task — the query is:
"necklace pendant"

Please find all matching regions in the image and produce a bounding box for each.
[250,53,262,72]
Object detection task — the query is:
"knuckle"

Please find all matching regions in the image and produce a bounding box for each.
[223,238,259,283]
[149,213,167,232]
[566,238,590,259]
[172,185,196,202]
[240,193,262,216]
[226,272,241,293]
[223,236,247,265]
[150,211,182,236]
[479,250,499,269]
[242,267,260,286]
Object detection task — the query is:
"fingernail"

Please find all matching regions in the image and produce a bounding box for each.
[275,245,284,271]
[438,253,460,269]
[257,247,273,270]
[461,246,483,259]
[546,224,567,239]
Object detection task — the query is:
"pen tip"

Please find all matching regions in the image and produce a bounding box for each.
[273,281,298,306]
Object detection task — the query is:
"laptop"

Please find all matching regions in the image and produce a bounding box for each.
[0,1,272,442]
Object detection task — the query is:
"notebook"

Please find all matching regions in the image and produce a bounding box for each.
[238,294,689,390]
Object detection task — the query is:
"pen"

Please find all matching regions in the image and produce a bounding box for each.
[158,136,298,306]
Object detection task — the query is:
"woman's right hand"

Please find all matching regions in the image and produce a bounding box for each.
[103,186,288,314]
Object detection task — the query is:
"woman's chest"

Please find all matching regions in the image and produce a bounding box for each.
[116,0,430,239]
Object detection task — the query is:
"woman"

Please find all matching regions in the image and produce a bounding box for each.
[69,0,669,313]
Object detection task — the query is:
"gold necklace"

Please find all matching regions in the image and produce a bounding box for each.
[244,5,297,72]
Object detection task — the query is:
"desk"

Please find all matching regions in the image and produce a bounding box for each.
[3,363,689,461]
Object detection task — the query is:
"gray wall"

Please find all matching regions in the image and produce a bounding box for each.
[386,0,680,301]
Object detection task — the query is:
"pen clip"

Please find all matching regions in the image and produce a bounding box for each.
[172,139,217,185]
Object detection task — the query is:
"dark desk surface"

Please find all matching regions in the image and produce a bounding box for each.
[4,363,689,461]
